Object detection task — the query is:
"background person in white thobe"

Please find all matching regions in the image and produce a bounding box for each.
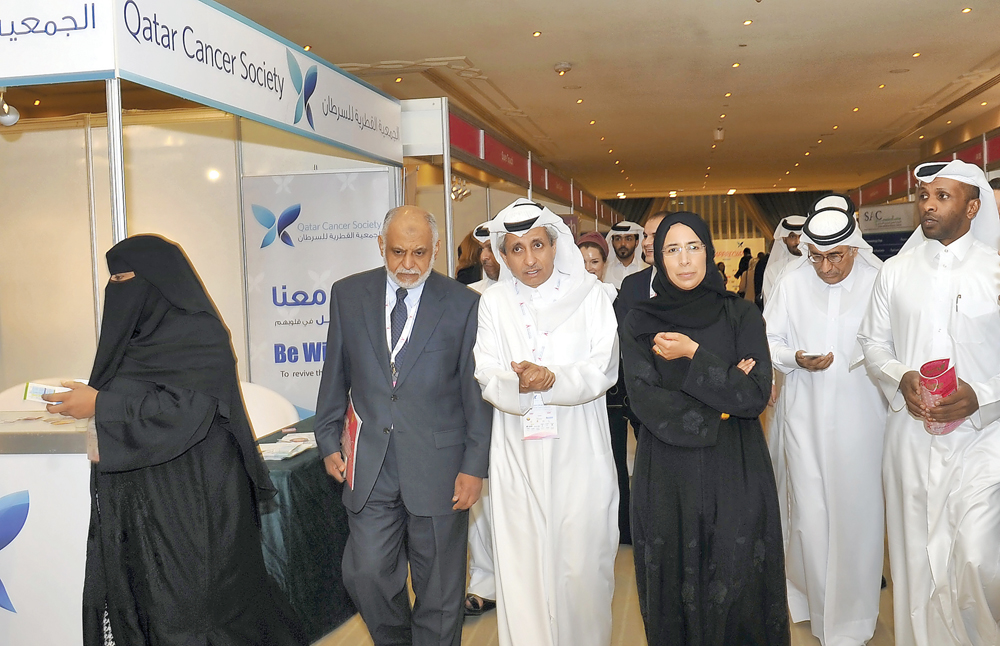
[764,205,887,646]
[465,222,499,616]
[474,198,620,646]
[858,159,1000,646]
[761,214,806,305]
[603,221,648,289]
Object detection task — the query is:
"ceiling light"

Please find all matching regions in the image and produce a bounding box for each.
[395,77,402,83]
[576,99,583,104]
[912,52,921,58]
[947,120,953,124]
[589,120,596,125]
[724,92,732,97]
[789,188,797,192]
[621,169,625,173]
[918,135,925,139]
[833,125,839,129]
[705,174,710,178]
[617,192,626,198]
[732,62,741,68]
[817,139,823,144]
[707,166,711,170]
[533,31,542,37]
[794,162,800,167]
[303,45,311,51]
[720,114,726,119]
[33,99,40,106]
[785,171,791,175]
[669,191,677,198]
[0,90,20,127]
[727,188,737,195]
[207,169,221,181]
[625,176,629,179]
[615,160,620,164]
[804,152,811,156]
[608,149,613,153]
[962,7,972,12]
[853,107,859,112]
[600,136,605,141]
[711,144,717,149]
[878,84,886,89]
[554,62,572,76]
[743,19,753,25]
[982,101,989,106]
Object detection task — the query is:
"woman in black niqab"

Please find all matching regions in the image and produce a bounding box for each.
[60,235,306,645]
[621,213,790,645]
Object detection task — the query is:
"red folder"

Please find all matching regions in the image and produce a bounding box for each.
[341,397,361,489]
[919,359,963,436]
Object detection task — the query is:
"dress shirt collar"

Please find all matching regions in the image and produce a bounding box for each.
[924,229,975,263]
[385,273,426,307]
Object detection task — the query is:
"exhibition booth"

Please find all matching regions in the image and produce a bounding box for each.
[0,0,403,643]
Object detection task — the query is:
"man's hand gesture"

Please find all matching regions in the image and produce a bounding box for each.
[512,360,555,393]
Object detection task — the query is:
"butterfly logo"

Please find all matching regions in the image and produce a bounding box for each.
[287,50,318,131]
[0,490,29,613]
[251,204,301,248]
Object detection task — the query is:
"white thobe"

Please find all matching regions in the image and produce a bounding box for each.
[603,255,647,290]
[474,278,620,646]
[466,275,497,600]
[764,261,887,646]
[858,232,1000,646]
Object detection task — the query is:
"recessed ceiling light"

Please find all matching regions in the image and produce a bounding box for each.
[615,160,620,164]
[630,184,634,187]
[533,31,542,37]
[794,162,800,167]
[669,191,677,197]
[785,171,791,175]
[395,77,402,83]
[207,169,221,181]
[804,152,811,156]
[878,84,886,89]
[912,52,921,58]
[982,101,989,106]
[625,176,629,179]
[962,7,972,12]
[853,107,860,112]
[732,62,741,68]
[727,188,737,195]
[601,136,605,141]
[707,166,712,170]
[918,135,925,139]
[833,125,839,129]
[743,20,753,25]
[720,114,726,119]
[817,139,823,144]
[303,45,311,51]
[608,149,613,153]
[621,169,625,173]
[33,99,40,106]
[576,99,583,104]
[789,187,797,192]
[946,120,953,124]
[725,92,732,97]
[711,144,717,149]
[589,120,596,125]
[705,174,710,178]
[773,184,777,188]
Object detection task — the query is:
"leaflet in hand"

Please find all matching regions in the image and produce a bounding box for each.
[23,382,70,404]
[919,358,963,436]
[341,395,361,489]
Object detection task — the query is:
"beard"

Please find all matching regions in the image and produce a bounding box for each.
[385,251,437,288]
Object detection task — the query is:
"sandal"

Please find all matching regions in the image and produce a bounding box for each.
[464,593,497,616]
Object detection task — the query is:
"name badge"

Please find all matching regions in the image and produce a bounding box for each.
[523,393,558,440]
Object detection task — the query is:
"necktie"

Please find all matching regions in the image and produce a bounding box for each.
[390,287,408,379]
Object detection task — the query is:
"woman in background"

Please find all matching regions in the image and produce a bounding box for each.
[456,231,484,284]
[577,231,611,282]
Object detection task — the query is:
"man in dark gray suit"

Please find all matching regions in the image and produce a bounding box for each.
[315,205,492,646]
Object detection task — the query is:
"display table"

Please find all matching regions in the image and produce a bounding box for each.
[0,411,92,646]
[258,417,356,643]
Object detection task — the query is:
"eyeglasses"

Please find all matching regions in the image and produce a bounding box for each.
[807,251,850,265]
[662,243,707,257]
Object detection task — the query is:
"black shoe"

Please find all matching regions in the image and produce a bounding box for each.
[881,576,887,589]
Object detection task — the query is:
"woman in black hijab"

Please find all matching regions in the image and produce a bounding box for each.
[621,213,789,645]
[45,235,306,645]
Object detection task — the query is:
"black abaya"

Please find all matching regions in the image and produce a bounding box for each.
[82,235,306,645]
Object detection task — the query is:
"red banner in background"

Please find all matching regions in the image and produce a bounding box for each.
[483,135,529,181]
[547,173,572,202]
[955,141,985,166]
[449,114,481,158]
[861,180,890,205]
[580,193,597,215]
[987,135,1000,166]
[889,171,910,196]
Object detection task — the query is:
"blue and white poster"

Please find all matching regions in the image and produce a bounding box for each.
[242,170,393,416]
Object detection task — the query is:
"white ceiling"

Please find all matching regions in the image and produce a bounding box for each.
[218,0,1000,198]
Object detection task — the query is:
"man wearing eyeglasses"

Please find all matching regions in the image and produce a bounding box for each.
[763,202,888,646]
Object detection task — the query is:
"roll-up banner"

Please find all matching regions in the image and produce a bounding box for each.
[114,0,402,164]
[242,169,391,416]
